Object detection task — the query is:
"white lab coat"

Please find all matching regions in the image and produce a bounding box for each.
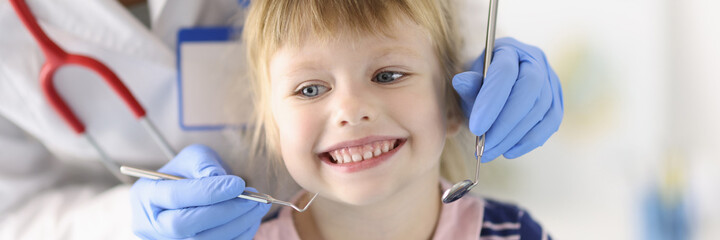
[0,0,488,239]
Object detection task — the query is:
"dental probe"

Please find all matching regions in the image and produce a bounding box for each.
[120,166,318,212]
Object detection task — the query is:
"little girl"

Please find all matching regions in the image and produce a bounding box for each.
[243,0,552,239]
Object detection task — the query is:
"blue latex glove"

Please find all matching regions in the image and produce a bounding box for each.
[452,37,563,162]
[130,144,271,240]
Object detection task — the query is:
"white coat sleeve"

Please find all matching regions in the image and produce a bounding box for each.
[0,0,139,238]
[0,115,136,240]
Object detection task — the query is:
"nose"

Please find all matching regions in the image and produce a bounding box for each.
[332,90,376,127]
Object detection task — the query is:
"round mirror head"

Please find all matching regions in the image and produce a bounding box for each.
[441,179,474,204]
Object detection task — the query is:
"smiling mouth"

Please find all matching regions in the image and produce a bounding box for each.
[320,139,403,164]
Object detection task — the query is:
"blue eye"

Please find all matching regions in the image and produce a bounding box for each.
[374,71,404,83]
[298,84,329,98]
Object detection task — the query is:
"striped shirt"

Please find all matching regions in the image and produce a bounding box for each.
[479,198,552,240]
[256,181,551,239]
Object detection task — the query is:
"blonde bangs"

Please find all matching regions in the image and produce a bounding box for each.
[245,0,460,79]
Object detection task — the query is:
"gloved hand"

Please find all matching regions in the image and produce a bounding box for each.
[452,37,563,162]
[130,144,271,239]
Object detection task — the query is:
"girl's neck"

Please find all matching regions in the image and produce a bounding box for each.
[293,169,442,240]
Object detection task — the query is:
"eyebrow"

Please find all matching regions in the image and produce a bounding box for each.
[375,46,422,60]
[278,45,423,80]
[284,63,323,76]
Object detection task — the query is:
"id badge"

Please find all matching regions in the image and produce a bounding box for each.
[176,27,251,131]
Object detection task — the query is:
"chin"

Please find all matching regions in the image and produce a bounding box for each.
[326,179,401,206]
[334,190,390,206]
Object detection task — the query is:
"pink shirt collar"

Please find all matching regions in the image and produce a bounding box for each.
[255,180,485,239]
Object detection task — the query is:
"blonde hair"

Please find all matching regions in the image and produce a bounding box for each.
[243,0,471,182]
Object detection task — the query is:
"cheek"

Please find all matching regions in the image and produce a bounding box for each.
[275,111,326,190]
[271,98,324,182]
[388,82,448,155]
[276,109,308,138]
[273,102,317,151]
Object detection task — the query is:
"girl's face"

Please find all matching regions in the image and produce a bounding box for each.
[269,19,454,205]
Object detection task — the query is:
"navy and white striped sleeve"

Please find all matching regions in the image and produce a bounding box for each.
[479,199,552,240]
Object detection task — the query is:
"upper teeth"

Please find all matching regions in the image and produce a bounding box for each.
[329,139,398,164]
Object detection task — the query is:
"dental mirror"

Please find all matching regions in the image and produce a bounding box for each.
[442,135,484,203]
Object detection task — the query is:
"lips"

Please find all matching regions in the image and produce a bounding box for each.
[318,137,406,173]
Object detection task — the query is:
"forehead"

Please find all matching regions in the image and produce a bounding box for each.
[269,19,434,73]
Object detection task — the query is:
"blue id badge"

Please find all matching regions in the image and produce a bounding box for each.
[176,27,251,131]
